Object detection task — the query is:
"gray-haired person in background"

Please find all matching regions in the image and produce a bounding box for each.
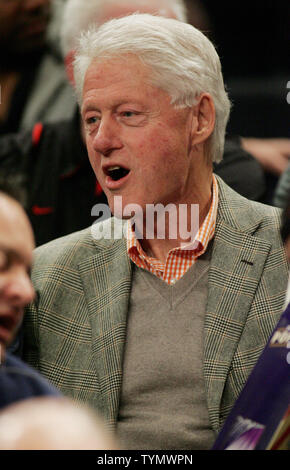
[23,14,288,450]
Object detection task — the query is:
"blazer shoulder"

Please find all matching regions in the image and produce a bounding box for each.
[32,217,126,274]
[33,226,94,266]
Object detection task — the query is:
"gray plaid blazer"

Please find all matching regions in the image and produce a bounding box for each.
[23,176,288,434]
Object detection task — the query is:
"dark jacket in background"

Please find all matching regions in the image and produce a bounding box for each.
[0,353,60,410]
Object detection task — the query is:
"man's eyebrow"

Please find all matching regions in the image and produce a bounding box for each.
[82,100,145,114]
[81,104,100,114]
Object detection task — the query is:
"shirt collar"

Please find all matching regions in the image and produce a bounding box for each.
[127,174,218,261]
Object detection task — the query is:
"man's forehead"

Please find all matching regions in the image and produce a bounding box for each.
[82,56,155,105]
[0,233,33,269]
[85,55,149,80]
[0,196,34,264]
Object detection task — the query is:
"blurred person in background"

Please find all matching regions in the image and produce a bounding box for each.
[0,0,74,134]
[0,397,118,450]
[0,177,59,408]
[273,163,290,209]
[194,0,290,203]
[0,177,117,448]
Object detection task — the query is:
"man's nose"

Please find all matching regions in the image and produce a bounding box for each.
[92,118,122,156]
[5,271,35,308]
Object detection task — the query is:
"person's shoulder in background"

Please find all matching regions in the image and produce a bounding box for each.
[214,135,266,202]
[0,353,60,410]
[273,162,290,209]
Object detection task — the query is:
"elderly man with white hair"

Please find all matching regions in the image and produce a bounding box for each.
[0,0,268,249]
[23,13,288,450]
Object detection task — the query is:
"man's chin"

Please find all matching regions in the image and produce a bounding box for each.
[108,196,146,221]
[111,212,132,221]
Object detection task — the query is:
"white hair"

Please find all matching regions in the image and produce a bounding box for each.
[74,14,231,163]
[61,0,187,58]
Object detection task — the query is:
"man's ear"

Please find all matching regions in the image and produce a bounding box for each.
[190,93,215,146]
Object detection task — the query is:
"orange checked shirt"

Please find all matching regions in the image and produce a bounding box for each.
[127,175,218,285]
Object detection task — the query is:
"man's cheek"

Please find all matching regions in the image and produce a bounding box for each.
[87,148,99,175]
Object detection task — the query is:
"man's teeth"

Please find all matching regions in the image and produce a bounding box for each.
[107,166,129,181]
[108,166,122,172]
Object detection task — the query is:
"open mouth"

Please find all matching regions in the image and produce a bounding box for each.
[106,166,130,181]
[0,313,19,345]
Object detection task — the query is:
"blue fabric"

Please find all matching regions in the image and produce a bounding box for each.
[0,353,60,409]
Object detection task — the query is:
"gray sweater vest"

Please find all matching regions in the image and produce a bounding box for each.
[116,247,216,450]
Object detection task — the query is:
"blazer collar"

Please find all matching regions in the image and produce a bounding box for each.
[205,176,272,432]
[78,218,132,426]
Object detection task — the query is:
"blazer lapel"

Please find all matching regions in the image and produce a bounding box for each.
[78,234,132,427]
[204,176,272,432]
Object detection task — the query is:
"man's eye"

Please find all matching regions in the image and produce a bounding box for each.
[122,111,135,117]
[86,116,99,125]
[119,111,146,126]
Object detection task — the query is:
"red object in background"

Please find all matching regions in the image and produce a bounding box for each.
[32,123,43,146]
[32,205,54,216]
[95,182,103,196]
